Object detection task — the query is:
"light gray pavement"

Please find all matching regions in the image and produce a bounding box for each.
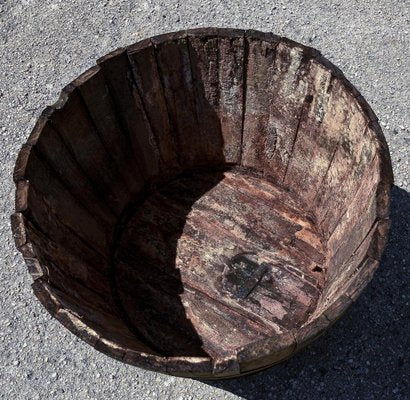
[0,1,409,399]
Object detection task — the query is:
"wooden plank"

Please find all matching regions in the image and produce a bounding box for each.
[329,191,377,275]
[367,218,391,260]
[294,314,329,351]
[32,280,148,354]
[15,180,29,212]
[24,257,44,281]
[318,217,381,309]
[241,34,278,172]
[77,66,144,195]
[49,88,131,215]
[283,60,340,204]
[313,91,377,236]
[10,212,27,249]
[97,49,161,182]
[166,356,212,376]
[124,351,167,372]
[127,39,181,176]
[35,122,116,227]
[217,29,245,163]
[327,153,381,263]
[323,294,352,322]
[25,151,110,259]
[187,32,224,164]
[237,331,296,373]
[242,36,311,185]
[345,258,379,301]
[152,32,206,169]
[187,28,246,165]
[26,222,111,295]
[56,308,100,346]
[181,287,269,358]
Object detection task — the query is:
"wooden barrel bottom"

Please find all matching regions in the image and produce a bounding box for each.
[111,167,327,362]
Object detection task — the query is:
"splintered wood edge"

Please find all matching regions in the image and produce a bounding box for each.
[10,27,393,378]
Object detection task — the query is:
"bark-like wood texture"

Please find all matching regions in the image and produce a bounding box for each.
[11,28,393,379]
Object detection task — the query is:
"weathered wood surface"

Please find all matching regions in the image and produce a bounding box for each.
[97,49,162,182]
[113,169,325,358]
[127,39,181,176]
[11,28,393,379]
[77,66,144,195]
[49,86,131,216]
[242,34,310,184]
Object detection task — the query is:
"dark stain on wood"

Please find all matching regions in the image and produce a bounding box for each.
[222,253,269,299]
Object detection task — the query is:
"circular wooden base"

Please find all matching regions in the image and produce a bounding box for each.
[113,168,325,360]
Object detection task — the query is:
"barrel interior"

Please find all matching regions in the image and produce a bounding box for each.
[12,28,391,378]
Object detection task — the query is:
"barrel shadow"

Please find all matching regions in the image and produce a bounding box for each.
[110,168,228,357]
[109,39,228,357]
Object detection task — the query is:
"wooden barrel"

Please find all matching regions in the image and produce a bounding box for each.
[11,28,393,379]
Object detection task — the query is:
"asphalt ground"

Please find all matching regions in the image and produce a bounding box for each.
[0,1,408,399]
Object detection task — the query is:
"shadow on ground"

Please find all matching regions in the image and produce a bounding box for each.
[203,185,409,399]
